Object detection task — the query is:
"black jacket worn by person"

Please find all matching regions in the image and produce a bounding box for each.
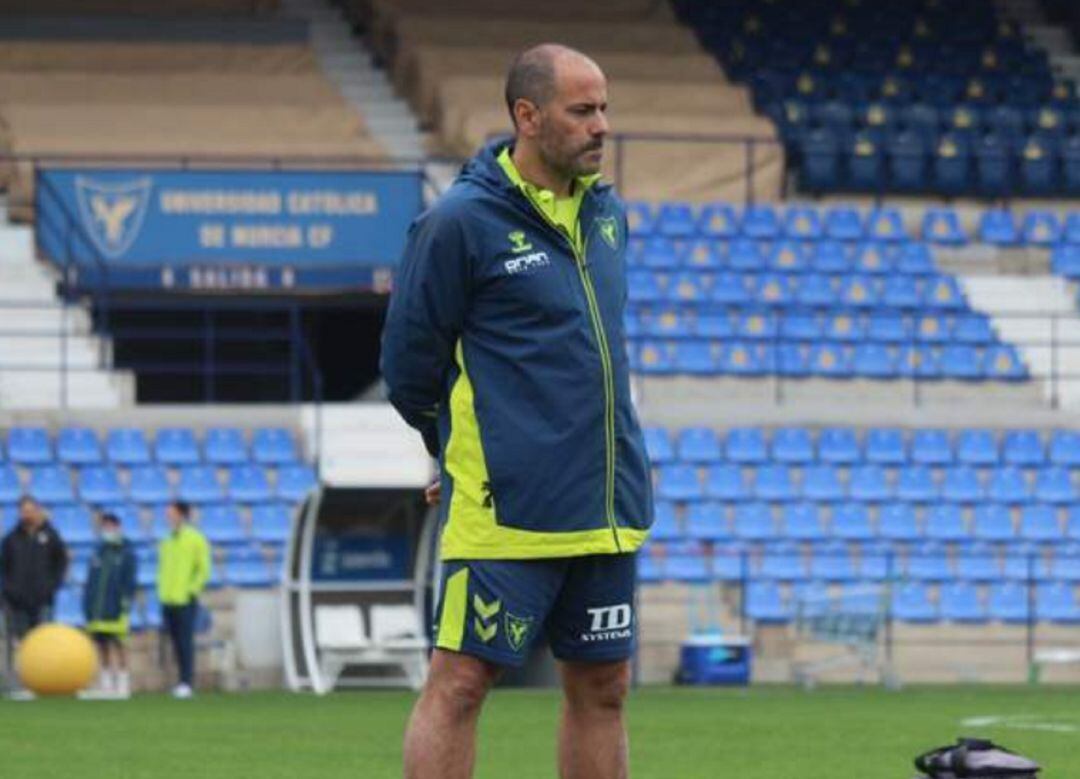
[0,521,68,611]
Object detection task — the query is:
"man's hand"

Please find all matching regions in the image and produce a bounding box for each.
[425,480,441,506]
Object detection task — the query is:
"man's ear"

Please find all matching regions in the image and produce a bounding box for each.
[513,98,541,138]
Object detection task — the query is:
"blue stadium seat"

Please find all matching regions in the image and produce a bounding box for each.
[867,208,905,242]
[228,465,272,503]
[979,209,1021,245]
[673,341,717,375]
[128,465,172,504]
[639,238,681,270]
[698,203,738,239]
[643,428,674,464]
[637,554,663,584]
[933,133,973,194]
[1049,430,1080,466]
[709,274,750,307]
[878,502,920,541]
[824,207,864,241]
[627,271,664,304]
[818,428,859,464]
[940,345,982,380]
[54,587,84,627]
[768,241,810,273]
[811,241,850,274]
[694,312,734,339]
[252,427,300,464]
[801,128,841,191]
[752,464,797,502]
[56,427,102,465]
[275,464,317,501]
[106,428,151,466]
[771,428,813,464]
[677,427,721,463]
[801,465,844,502]
[782,207,824,240]
[251,503,293,545]
[1036,582,1080,623]
[891,582,937,622]
[847,132,885,191]
[922,209,967,245]
[656,465,702,502]
[852,344,897,379]
[1034,466,1077,504]
[205,428,249,465]
[956,429,998,465]
[1050,547,1080,582]
[1021,211,1062,246]
[925,503,967,541]
[732,502,775,540]
[987,581,1032,623]
[643,309,690,340]
[983,345,1028,381]
[745,582,791,623]
[758,545,805,580]
[78,466,124,505]
[51,504,95,546]
[986,466,1031,504]
[856,549,892,581]
[1066,213,1080,244]
[895,243,935,275]
[881,276,920,308]
[956,544,1001,582]
[626,202,654,236]
[1003,429,1044,465]
[726,428,767,464]
[1020,504,1062,542]
[809,544,856,581]
[655,202,697,238]
[780,502,824,541]
[29,466,73,504]
[199,503,247,545]
[710,544,746,582]
[847,465,891,502]
[940,466,984,504]
[940,582,987,623]
[649,501,681,542]
[726,241,765,273]
[7,427,52,465]
[916,314,949,344]
[973,503,1016,541]
[953,314,995,345]
[227,559,274,588]
[684,502,728,541]
[741,205,781,240]
[705,464,748,501]
[895,465,937,502]
[865,428,905,465]
[838,275,879,308]
[923,276,965,310]
[829,502,873,541]
[177,465,224,503]
[683,240,723,270]
[669,272,708,303]
[911,429,952,465]
[975,134,1014,196]
[865,313,908,343]
[155,428,200,466]
[1063,508,1080,542]
[717,342,765,376]
[747,275,792,308]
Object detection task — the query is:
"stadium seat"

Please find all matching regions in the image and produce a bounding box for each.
[626,202,654,236]
[956,544,1001,582]
[711,544,747,582]
[1036,582,1080,623]
[768,241,810,273]
[953,314,994,345]
[940,583,987,623]
[809,544,856,581]
[801,464,844,502]
[818,427,860,463]
[726,428,768,464]
[911,429,952,465]
[865,313,908,343]
[940,466,984,503]
[891,583,937,622]
[227,559,275,588]
[128,465,172,504]
[956,429,999,465]
[683,241,723,270]
[698,203,738,239]
[640,238,681,270]
[987,583,1030,623]
[29,466,74,504]
[1021,211,1062,246]
[1034,466,1077,504]
[925,504,968,541]
[986,466,1031,504]
[656,465,702,502]
[758,544,805,580]
[106,428,151,465]
[771,427,814,464]
[78,466,124,505]
[983,345,1027,381]
[643,428,675,464]
[733,502,775,540]
[275,464,317,501]
[726,241,765,273]
[705,464,749,501]
[921,209,966,245]
[906,544,952,584]
[198,503,247,545]
[830,502,873,541]
[867,208,906,242]
[1002,429,1044,465]
[203,427,247,464]
[782,206,824,240]
[878,502,920,541]
[979,210,1020,245]
[824,207,864,241]
[155,428,200,466]
[56,427,103,465]
[637,554,663,584]
[1020,504,1062,542]
[745,582,791,623]
[896,243,935,275]
[865,428,906,465]
[752,465,797,502]
[7,427,52,465]
[649,502,682,542]
[51,504,95,546]
[848,465,891,502]
[1049,430,1080,466]
[684,502,728,541]
[811,241,850,274]
[0,466,22,503]
[741,205,781,240]
[895,465,937,502]
[780,502,824,540]
[177,465,225,503]
[973,503,1016,541]
[55,587,84,627]
[228,465,272,502]
[677,427,722,463]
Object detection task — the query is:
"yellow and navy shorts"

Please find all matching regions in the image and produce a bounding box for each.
[433,553,637,667]
[86,615,130,641]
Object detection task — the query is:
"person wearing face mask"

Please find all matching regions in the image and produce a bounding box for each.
[82,512,137,699]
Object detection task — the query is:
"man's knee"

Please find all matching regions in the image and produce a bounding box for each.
[562,660,631,714]
[426,651,500,718]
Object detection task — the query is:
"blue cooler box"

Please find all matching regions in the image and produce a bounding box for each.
[678,634,752,685]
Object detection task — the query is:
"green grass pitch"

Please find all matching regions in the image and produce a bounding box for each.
[0,686,1077,778]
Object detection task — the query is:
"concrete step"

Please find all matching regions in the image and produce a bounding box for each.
[0,307,92,333]
[0,228,35,261]
[338,82,394,102]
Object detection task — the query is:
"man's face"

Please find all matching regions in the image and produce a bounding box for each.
[18,500,40,529]
[166,506,184,531]
[532,57,609,179]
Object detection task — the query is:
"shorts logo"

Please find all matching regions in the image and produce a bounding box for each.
[597,216,619,249]
[473,595,501,644]
[508,230,533,253]
[581,603,633,643]
[503,251,551,275]
[505,612,533,652]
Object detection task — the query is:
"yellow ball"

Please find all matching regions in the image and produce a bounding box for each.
[15,623,99,696]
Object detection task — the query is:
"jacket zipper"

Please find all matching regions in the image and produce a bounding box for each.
[518,195,621,552]
[93,548,112,621]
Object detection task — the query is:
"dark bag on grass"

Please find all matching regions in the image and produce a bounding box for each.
[914,738,1039,779]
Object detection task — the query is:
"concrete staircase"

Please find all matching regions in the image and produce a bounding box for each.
[958,275,1080,408]
[281,0,426,160]
[0,216,133,409]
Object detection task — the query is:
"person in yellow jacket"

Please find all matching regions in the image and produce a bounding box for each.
[157,500,211,699]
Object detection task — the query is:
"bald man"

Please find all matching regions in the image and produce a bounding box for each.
[381,44,654,779]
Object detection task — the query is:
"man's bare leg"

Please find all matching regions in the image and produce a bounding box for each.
[558,659,631,779]
[403,649,500,779]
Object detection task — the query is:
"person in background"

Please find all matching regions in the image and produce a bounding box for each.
[157,500,211,700]
[82,512,137,699]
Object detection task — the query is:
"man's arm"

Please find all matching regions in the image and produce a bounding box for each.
[47,527,68,595]
[189,533,211,599]
[380,206,472,457]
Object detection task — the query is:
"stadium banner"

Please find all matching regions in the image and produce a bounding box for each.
[35,167,423,291]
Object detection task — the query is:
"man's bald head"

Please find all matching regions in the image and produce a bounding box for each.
[504,44,601,129]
